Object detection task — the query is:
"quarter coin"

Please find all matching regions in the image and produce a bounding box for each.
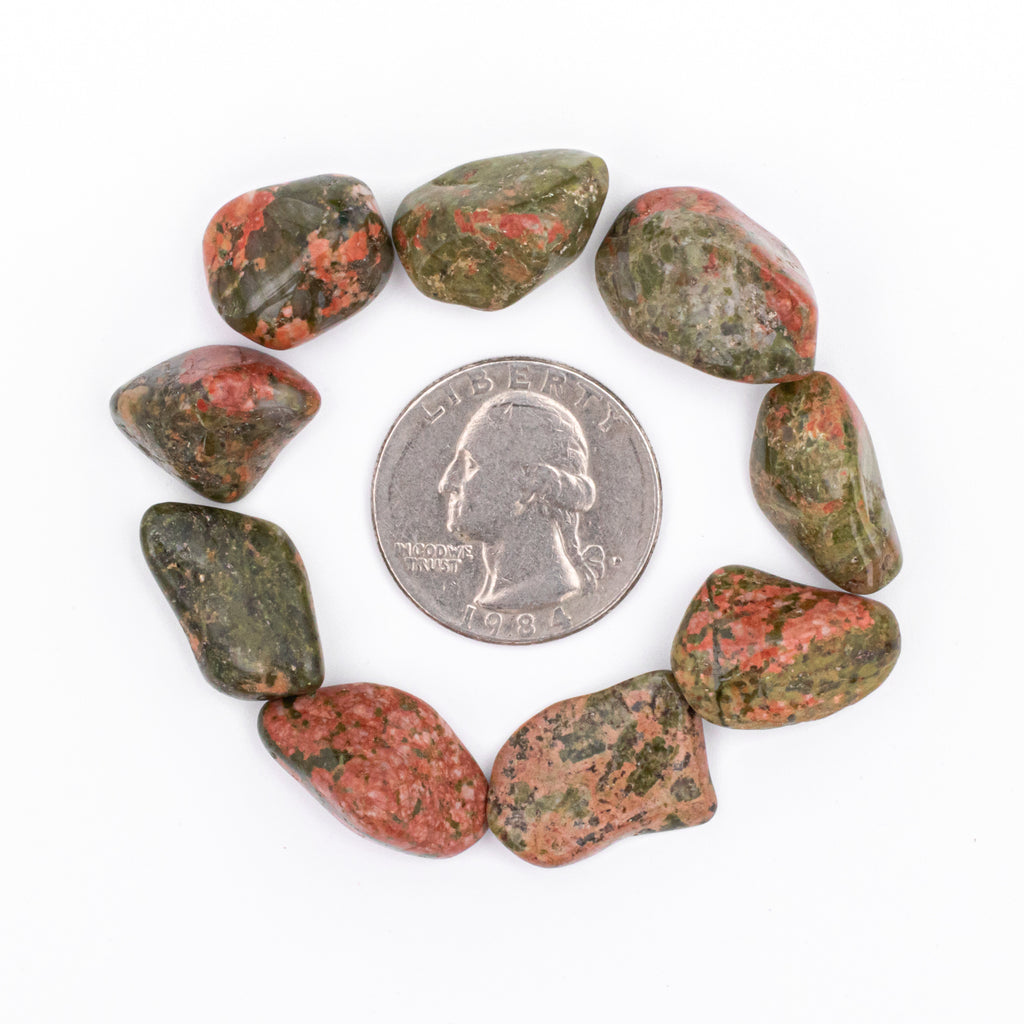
[372,357,662,644]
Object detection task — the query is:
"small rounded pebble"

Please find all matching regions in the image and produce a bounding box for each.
[488,671,716,867]
[751,371,902,593]
[671,565,900,728]
[111,345,320,502]
[203,174,393,348]
[140,503,324,699]
[596,187,816,382]
[393,149,608,310]
[259,684,488,858]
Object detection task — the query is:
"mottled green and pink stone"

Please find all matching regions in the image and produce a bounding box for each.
[260,684,488,858]
[204,174,393,348]
[111,346,320,502]
[671,566,900,728]
[141,503,323,699]
[751,372,901,594]
[488,671,716,867]
[596,188,816,382]
[393,149,608,310]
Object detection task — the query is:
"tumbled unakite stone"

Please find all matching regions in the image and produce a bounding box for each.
[140,503,323,699]
[111,346,320,503]
[203,174,393,348]
[392,149,608,310]
[751,372,901,593]
[487,671,716,867]
[595,188,817,382]
[671,566,900,729]
[259,684,488,858]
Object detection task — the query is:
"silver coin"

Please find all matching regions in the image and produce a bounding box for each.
[372,357,662,644]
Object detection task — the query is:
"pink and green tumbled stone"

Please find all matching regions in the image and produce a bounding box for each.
[393,149,608,310]
[488,671,716,867]
[671,565,900,729]
[596,188,816,382]
[751,371,902,594]
[259,684,488,858]
[111,345,320,503]
[203,174,393,348]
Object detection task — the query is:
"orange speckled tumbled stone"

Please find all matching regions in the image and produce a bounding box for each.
[488,671,716,867]
[259,684,487,858]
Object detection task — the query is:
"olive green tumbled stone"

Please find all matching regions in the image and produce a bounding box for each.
[140,503,324,699]
[751,372,902,594]
[595,188,817,382]
[392,149,608,310]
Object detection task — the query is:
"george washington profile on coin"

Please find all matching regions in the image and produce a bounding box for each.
[438,391,606,613]
[372,357,661,644]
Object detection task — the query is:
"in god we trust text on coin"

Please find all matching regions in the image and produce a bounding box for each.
[372,358,661,644]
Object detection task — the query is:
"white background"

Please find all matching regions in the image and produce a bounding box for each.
[2,2,1020,1021]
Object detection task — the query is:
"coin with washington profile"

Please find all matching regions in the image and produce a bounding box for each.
[372,357,661,644]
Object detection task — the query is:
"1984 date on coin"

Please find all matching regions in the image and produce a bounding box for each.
[372,357,662,644]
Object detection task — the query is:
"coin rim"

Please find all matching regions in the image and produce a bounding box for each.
[370,355,663,645]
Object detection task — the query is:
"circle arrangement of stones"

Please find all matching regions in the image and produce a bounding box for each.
[112,150,902,868]
[371,357,662,645]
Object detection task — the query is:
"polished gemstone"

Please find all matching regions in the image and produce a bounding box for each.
[487,671,715,867]
[671,565,900,728]
[595,188,816,382]
[111,345,320,502]
[140,503,323,699]
[259,684,488,858]
[203,174,393,348]
[393,149,608,310]
[751,371,901,593]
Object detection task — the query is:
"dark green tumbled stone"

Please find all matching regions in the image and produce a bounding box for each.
[392,149,608,310]
[595,188,817,382]
[751,372,902,593]
[140,503,324,699]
